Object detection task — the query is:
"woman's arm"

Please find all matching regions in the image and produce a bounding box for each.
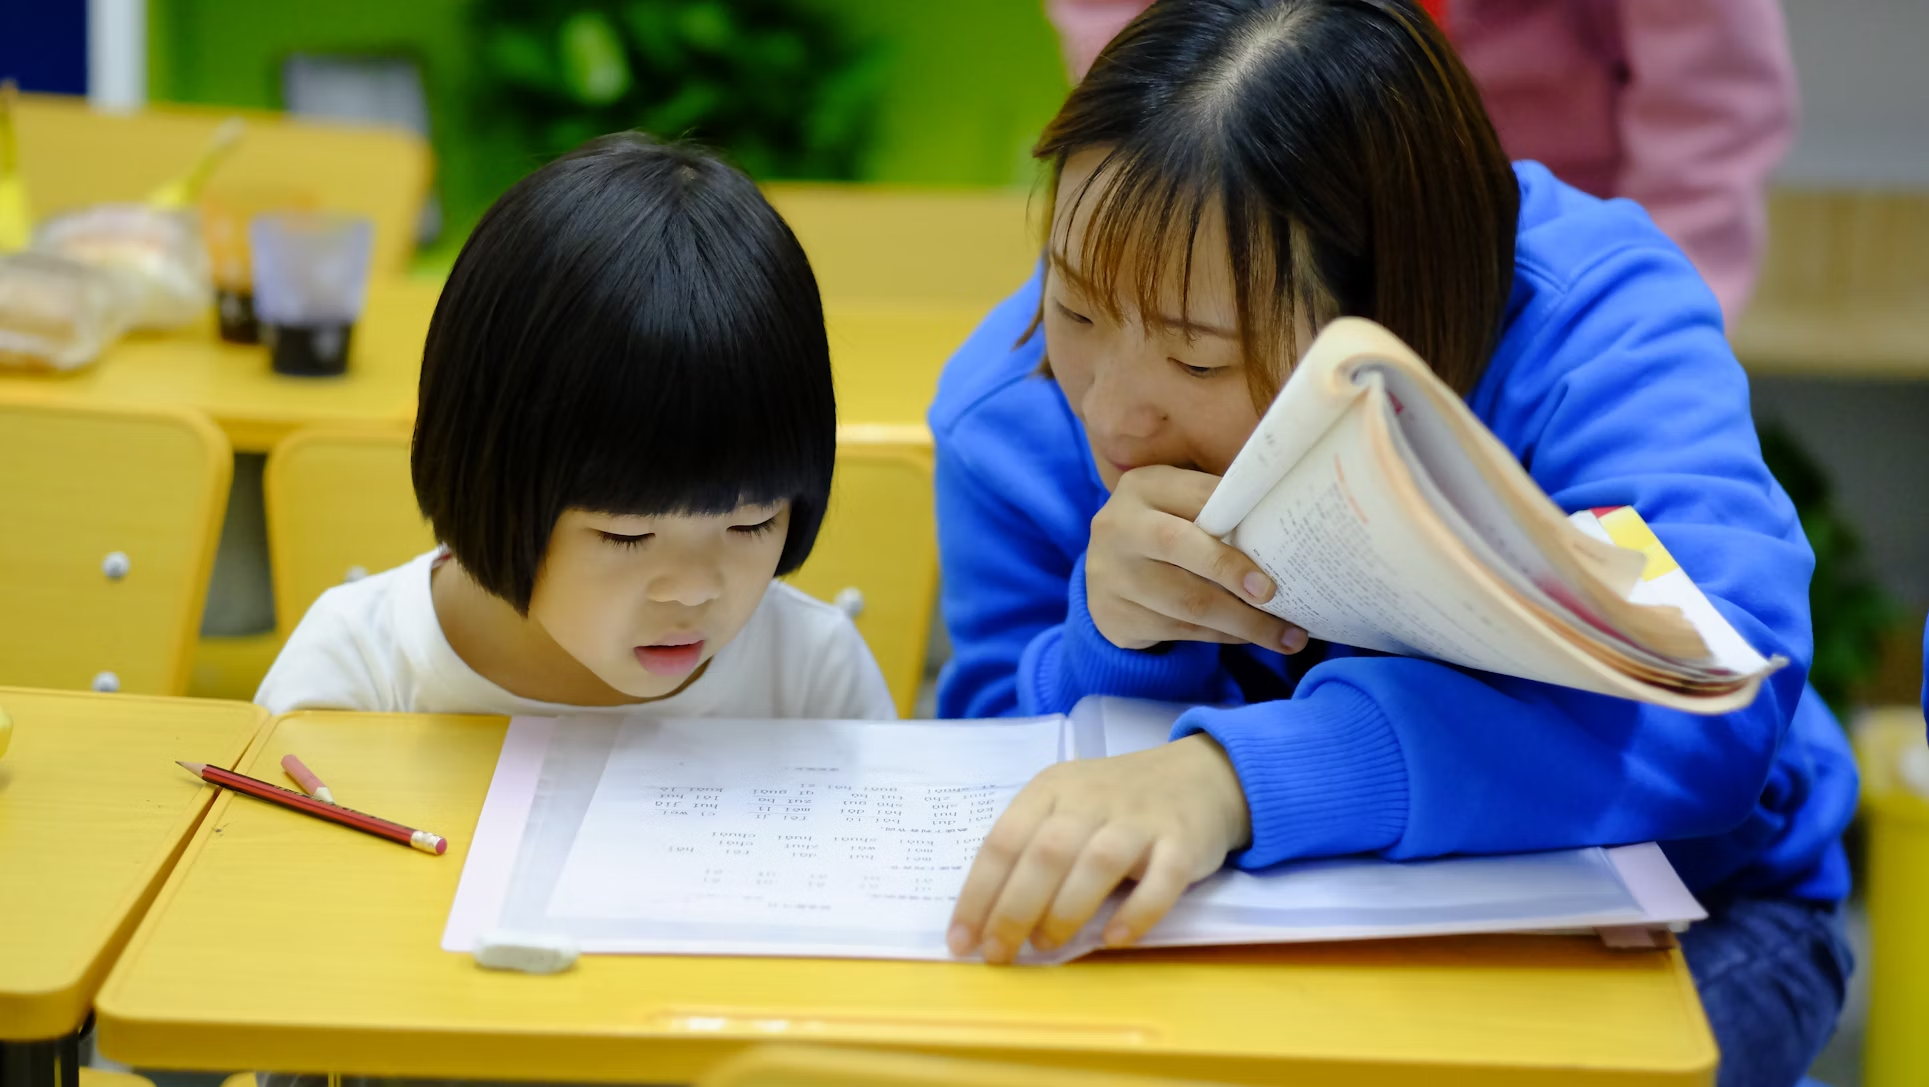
[950,224,1829,961]
[935,436,1238,717]
[1184,236,1813,868]
[932,277,1254,718]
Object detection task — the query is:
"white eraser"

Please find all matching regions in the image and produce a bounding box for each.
[474,930,580,974]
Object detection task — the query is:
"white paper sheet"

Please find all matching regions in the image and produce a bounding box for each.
[443,702,1706,963]
[546,716,1061,936]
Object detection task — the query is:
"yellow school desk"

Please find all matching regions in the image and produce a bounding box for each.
[98,712,1717,1086]
[0,282,440,455]
[1731,188,1929,380]
[0,287,980,455]
[0,688,266,1086]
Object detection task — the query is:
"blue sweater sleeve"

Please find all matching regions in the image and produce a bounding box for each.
[1174,236,1818,873]
[931,275,1240,718]
[934,426,1233,718]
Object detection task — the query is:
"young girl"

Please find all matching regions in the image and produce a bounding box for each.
[257,133,895,724]
[934,3,1854,1084]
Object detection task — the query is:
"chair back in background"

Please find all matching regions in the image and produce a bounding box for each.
[786,425,940,716]
[765,184,1038,310]
[264,425,939,715]
[0,399,231,694]
[14,94,431,278]
[264,425,433,643]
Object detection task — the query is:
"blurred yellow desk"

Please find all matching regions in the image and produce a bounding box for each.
[0,281,441,455]
[0,286,983,455]
[99,711,1716,1086]
[0,688,265,1083]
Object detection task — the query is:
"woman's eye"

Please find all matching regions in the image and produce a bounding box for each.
[1053,299,1092,326]
[731,517,780,537]
[599,532,651,549]
[1172,359,1218,379]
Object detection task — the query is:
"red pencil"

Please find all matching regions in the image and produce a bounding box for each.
[177,761,447,855]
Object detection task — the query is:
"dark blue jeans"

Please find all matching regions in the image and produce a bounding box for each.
[1680,895,1854,1087]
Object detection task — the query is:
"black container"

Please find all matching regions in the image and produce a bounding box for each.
[265,322,354,377]
[216,288,260,344]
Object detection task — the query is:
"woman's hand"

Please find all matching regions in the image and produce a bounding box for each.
[946,733,1252,964]
[1087,465,1307,652]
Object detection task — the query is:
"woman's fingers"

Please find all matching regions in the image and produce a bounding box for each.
[947,787,1055,955]
[1033,824,1151,951]
[1121,555,1306,651]
[976,812,1101,963]
[1143,508,1271,605]
[1102,838,1195,948]
[1088,596,1249,650]
[1118,464,1222,521]
[1086,464,1308,650]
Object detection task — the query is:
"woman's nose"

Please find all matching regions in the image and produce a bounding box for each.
[1081,353,1165,441]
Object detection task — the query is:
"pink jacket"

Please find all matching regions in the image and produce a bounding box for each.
[1045,0,1798,320]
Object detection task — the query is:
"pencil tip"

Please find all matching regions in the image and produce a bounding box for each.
[176,760,206,774]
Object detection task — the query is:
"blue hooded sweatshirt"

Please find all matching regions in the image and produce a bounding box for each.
[929,163,1857,902]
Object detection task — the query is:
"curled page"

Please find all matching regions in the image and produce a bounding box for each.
[1199,318,1780,711]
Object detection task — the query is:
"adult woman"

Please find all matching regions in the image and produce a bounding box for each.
[931,3,1854,1084]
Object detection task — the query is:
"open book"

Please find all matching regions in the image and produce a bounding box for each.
[1196,318,1784,714]
[444,699,1704,965]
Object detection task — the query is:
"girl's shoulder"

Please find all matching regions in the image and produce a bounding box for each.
[254,550,446,713]
[704,581,896,720]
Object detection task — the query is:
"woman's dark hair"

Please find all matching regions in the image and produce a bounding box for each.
[413,133,835,613]
[1036,0,1519,402]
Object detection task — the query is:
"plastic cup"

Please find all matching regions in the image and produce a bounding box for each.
[249,211,373,376]
[201,186,316,344]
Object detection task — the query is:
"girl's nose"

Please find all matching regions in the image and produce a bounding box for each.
[646,557,724,607]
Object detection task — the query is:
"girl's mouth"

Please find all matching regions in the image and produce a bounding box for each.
[635,637,705,676]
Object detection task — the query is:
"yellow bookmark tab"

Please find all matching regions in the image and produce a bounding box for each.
[1597,506,1681,582]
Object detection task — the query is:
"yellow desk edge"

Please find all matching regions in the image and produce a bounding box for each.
[0,688,267,1040]
[98,711,1716,1085]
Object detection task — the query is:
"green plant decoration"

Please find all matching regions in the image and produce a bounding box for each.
[477,0,884,179]
[1758,420,1900,716]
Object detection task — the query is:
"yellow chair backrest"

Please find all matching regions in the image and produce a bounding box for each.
[786,425,940,715]
[766,184,1039,309]
[825,303,988,426]
[14,94,432,278]
[0,399,231,695]
[698,1045,1229,1087]
[264,425,939,715]
[264,425,434,643]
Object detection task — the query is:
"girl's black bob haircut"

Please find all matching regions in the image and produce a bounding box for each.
[413,132,836,614]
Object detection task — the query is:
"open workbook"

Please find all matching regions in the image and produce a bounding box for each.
[444,699,1704,965]
[1195,317,1784,714]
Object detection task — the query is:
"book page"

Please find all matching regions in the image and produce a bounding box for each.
[497,716,1063,958]
[1229,403,1638,697]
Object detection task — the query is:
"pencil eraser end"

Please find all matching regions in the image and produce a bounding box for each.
[474,930,579,974]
